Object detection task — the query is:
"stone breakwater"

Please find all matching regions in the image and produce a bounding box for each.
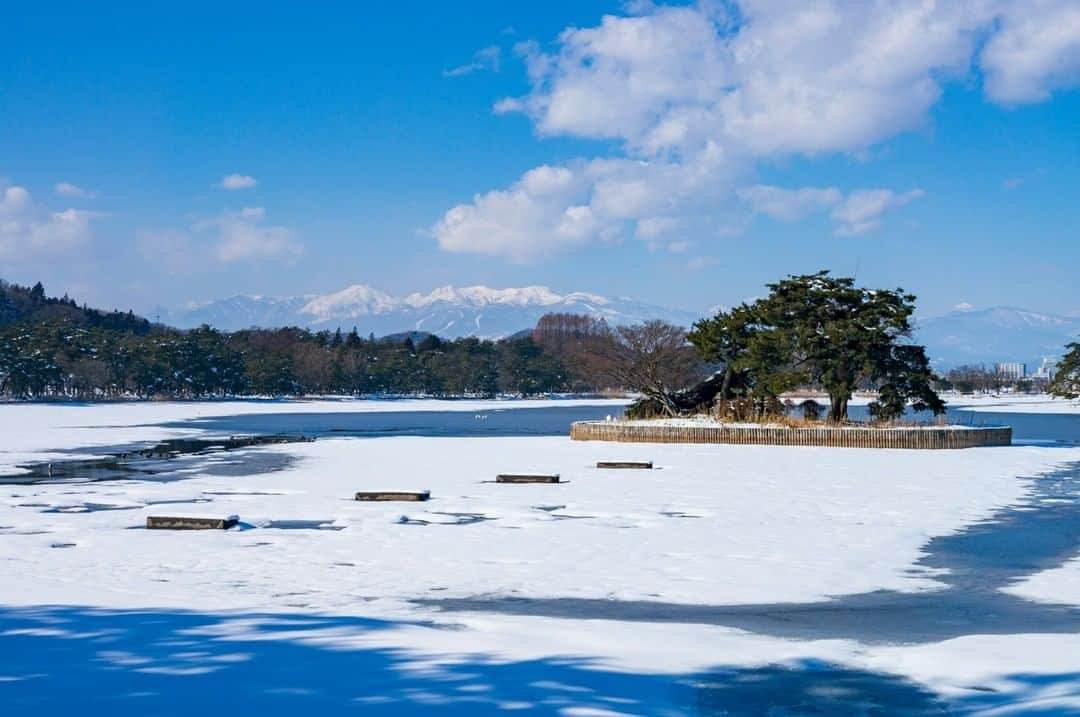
[570,421,1012,449]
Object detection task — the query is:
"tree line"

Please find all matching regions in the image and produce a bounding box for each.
[937,365,1040,395]
[533,271,1080,420]
[0,281,567,399]
[3,276,1078,409]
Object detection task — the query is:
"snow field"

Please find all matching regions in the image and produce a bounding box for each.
[1,433,1068,611]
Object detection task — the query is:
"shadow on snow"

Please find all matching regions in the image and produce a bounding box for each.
[420,463,1080,645]
[4,604,1074,715]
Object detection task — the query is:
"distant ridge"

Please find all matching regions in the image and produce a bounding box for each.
[157,284,700,338]
[915,306,1080,369]
[157,288,1080,368]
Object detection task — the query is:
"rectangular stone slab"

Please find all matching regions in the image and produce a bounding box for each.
[355,491,431,502]
[496,474,561,484]
[146,515,238,530]
[596,461,653,469]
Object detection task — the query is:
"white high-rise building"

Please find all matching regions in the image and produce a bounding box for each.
[995,362,1026,380]
[1033,357,1058,380]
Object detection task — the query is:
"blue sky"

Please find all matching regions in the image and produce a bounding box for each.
[1,0,1078,318]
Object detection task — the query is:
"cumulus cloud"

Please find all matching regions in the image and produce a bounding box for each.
[433,1,1079,259]
[0,183,99,259]
[434,163,599,261]
[737,185,842,221]
[739,184,922,235]
[830,189,924,236]
[981,0,1080,103]
[139,207,301,267]
[635,216,681,240]
[686,255,719,272]
[198,207,301,262]
[444,46,501,77]
[434,144,737,260]
[219,174,257,190]
[54,181,98,199]
[498,2,994,156]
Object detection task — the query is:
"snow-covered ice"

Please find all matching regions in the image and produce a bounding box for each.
[949,394,1080,414]
[1,435,1055,610]
[1,399,1078,714]
[1006,557,1080,607]
[0,397,629,476]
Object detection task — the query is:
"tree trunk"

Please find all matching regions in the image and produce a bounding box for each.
[720,365,733,401]
[828,395,849,423]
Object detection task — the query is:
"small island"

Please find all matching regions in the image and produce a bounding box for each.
[573,271,1014,449]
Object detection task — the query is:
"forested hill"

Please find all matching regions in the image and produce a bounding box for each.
[0,280,156,335]
[0,281,572,400]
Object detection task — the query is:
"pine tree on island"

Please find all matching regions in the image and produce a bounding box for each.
[1050,342,1080,399]
[678,271,945,423]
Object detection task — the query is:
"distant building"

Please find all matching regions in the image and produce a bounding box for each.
[1033,357,1058,380]
[995,362,1026,380]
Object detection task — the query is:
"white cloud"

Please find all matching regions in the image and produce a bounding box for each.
[444,46,501,77]
[500,2,990,157]
[737,185,842,221]
[739,184,922,235]
[219,174,257,190]
[981,0,1080,103]
[830,188,924,236]
[433,163,596,261]
[0,183,98,259]
[635,216,681,239]
[54,181,98,199]
[954,302,975,311]
[199,207,301,262]
[139,207,301,267]
[686,255,718,272]
[433,1,1079,260]
[434,145,737,260]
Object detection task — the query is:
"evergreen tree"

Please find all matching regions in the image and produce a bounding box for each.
[1050,342,1080,399]
[0,281,577,401]
[688,271,944,422]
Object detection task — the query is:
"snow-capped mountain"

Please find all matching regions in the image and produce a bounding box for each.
[301,285,398,323]
[157,294,314,330]
[915,306,1080,370]
[157,284,701,337]
[158,291,1080,368]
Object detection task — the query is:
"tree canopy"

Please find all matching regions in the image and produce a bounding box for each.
[0,281,569,400]
[1050,342,1080,399]
[689,271,945,422]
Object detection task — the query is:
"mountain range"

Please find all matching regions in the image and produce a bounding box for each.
[915,306,1080,371]
[156,285,700,339]
[157,285,1080,370]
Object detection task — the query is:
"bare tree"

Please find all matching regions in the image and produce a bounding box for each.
[533,312,614,391]
[592,320,702,415]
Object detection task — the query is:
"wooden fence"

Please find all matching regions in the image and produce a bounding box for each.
[570,421,1011,449]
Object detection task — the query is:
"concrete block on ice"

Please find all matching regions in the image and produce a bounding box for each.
[496,474,561,484]
[146,515,239,530]
[355,490,431,502]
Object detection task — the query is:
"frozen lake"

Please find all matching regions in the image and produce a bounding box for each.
[1,398,1078,714]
